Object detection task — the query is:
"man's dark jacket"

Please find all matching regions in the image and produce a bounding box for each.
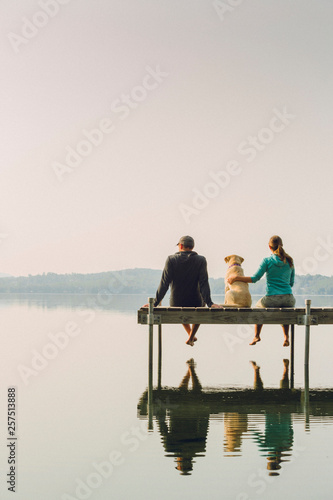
[154,251,213,307]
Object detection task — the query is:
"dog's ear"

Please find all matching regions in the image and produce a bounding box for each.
[239,256,244,263]
[224,255,231,263]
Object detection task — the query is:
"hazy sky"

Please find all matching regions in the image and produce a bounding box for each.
[1,0,333,278]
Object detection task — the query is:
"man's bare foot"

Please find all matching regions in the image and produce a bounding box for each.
[283,340,289,347]
[249,337,261,345]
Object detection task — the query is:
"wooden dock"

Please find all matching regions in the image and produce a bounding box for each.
[138,299,333,399]
[137,300,333,327]
[138,298,333,429]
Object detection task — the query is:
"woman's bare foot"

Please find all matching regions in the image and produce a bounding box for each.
[249,337,261,345]
[186,339,194,346]
[283,339,289,347]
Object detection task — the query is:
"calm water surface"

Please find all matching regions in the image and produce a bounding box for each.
[0,294,333,499]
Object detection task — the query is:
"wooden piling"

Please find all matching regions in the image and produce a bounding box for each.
[304,299,311,369]
[304,299,311,420]
[148,298,154,430]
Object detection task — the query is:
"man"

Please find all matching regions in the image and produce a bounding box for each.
[145,236,219,346]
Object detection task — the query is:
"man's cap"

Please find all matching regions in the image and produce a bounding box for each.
[176,235,195,248]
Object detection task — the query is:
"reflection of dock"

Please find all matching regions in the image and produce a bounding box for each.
[138,387,333,418]
[138,299,333,400]
[137,359,333,476]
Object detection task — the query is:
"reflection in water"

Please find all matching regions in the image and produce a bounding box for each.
[0,292,147,312]
[223,360,293,474]
[156,360,209,475]
[253,413,293,476]
[251,359,290,391]
[224,413,248,455]
[248,359,293,475]
[137,359,333,477]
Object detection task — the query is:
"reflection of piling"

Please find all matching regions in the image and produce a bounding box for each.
[304,299,311,429]
[148,298,154,430]
[290,324,295,389]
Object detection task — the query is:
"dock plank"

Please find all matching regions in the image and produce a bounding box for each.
[138,303,333,326]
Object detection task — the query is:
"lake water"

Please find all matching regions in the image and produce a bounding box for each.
[1,293,333,499]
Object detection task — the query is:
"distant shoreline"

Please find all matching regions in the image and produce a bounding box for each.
[0,268,332,295]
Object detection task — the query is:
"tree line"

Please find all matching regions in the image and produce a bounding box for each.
[0,269,332,295]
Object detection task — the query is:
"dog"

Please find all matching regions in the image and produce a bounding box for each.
[223,255,252,307]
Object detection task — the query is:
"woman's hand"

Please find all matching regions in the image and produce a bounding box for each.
[227,276,237,285]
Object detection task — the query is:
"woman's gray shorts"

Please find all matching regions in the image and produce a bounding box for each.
[255,294,296,308]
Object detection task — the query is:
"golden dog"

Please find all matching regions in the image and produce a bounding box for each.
[223,255,252,307]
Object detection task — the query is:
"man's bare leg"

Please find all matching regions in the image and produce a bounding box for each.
[179,367,191,389]
[187,359,202,392]
[183,324,197,342]
[186,324,200,346]
[183,324,191,335]
[249,324,263,345]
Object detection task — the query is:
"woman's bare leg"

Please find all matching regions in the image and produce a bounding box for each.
[282,325,289,346]
[187,360,202,392]
[250,324,263,345]
[280,359,289,388]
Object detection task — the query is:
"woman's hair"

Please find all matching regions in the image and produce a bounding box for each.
[269,235,293,267]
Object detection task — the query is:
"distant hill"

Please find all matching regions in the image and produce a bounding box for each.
[0,269,332,295]
[0,269,162,294]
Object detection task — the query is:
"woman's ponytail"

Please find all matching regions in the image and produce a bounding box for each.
[269,235,293,267]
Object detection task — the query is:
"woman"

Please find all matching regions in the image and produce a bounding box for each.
[227,235,295,346]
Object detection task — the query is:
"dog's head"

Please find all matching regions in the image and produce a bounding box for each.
[224,254,244,265]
